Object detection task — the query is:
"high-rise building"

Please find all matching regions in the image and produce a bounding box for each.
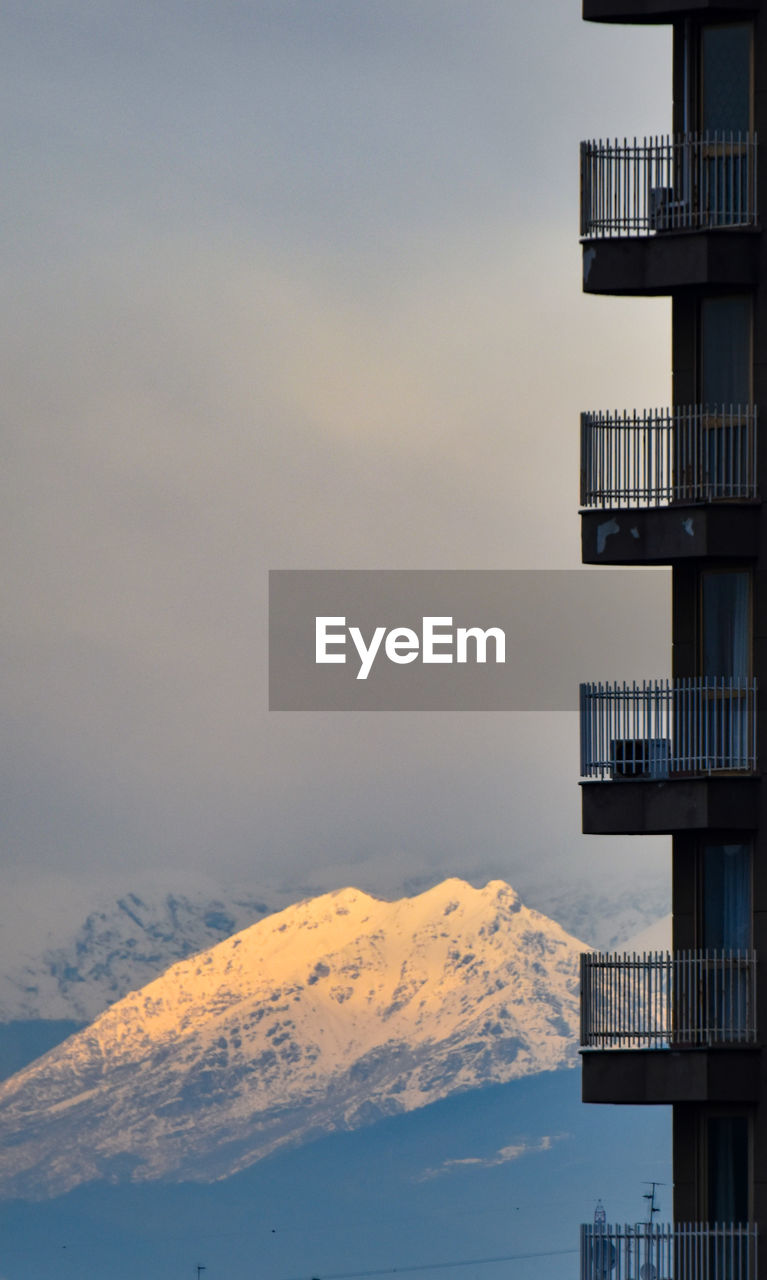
[578,3,763,1277]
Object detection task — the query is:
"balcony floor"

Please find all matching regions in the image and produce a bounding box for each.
[581,776,759,834]
[582,230,759,296]
[581,1046,760,1104]
[581,503,759,565]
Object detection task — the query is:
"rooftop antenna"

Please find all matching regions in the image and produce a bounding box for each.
[197,1267,207,1280]
[594,1199,607,1227]
[643,1182,665,1225]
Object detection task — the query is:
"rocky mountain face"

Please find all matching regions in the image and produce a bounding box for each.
[0,876,666,1025]
[0,890,282,1022]
[0,879,585,1199]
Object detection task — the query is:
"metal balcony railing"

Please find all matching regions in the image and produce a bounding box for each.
[581,1223,757,1280]
[580,950,757,1048]
[581,133,757,237]
[581,406,758,508]
[580,678,757,779]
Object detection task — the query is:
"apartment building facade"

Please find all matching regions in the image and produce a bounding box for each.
[578,2,765,1275]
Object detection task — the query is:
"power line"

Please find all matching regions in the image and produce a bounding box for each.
[284,1245,579,1280]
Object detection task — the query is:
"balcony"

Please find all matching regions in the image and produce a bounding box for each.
[581,1223,757,1280]
[581,679,756,778]
[580,679,759,834]
[580,406,759,563]
[581,133,757,237]
[580,950,757,1049]
[582,406,757,508]
[580,950,759,1101]
[580,133,758,294]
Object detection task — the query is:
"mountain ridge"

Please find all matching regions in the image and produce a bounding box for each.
[0,870,669,1023]
[0,877,585,1198]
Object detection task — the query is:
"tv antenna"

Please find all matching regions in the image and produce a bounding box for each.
[643,1182,666,1224]
[197,1267,207,1280]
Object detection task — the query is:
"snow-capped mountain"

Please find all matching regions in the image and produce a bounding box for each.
[0,879,585,1199]
[531,879,670,953]
[0,890,284,1022]
[0,874,667,1024]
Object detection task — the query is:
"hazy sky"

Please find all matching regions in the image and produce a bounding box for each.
[3,2,674,958]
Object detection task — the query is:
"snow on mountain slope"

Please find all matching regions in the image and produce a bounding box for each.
[531,878,670,952]
[0,879,585,1199]
[0,890,280,1021]
[0,871,667,1023]
[619,913,672,953]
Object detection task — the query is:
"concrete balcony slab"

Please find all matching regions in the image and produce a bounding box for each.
[584,0,756,22]
[581,504,759,565]
[581,1047,760,1104]
[581,777,759,834]
[582,231,759,296]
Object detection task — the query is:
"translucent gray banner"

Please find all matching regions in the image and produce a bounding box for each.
[269,569,670,711]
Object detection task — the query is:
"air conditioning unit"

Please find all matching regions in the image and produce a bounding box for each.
[649,185,674,231]
[610,738,670,779]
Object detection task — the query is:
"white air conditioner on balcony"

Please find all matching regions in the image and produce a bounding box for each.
[610,738,670,779]
[649,185,673,230]
[650,187,692,233]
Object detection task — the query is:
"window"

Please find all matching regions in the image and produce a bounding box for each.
[700,570,751,679]
[697,570,752,770]
[702,843,751,949]
[700,24,752,134]
[679,23,754,228]
[675,298,754,501]
[699,296,752,407]
[705,1114,750,1222]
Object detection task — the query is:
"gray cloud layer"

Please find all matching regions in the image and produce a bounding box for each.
[2,2,672,956]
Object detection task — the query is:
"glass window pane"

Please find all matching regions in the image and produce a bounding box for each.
[703,843,751,948]
[702,24,751,133]
[700,296,751,405]
[707,1115,749,1221]
[700,570,750,677]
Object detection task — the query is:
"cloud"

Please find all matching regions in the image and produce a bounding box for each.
[1,1,673,947]
[415,1133,568,1181]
